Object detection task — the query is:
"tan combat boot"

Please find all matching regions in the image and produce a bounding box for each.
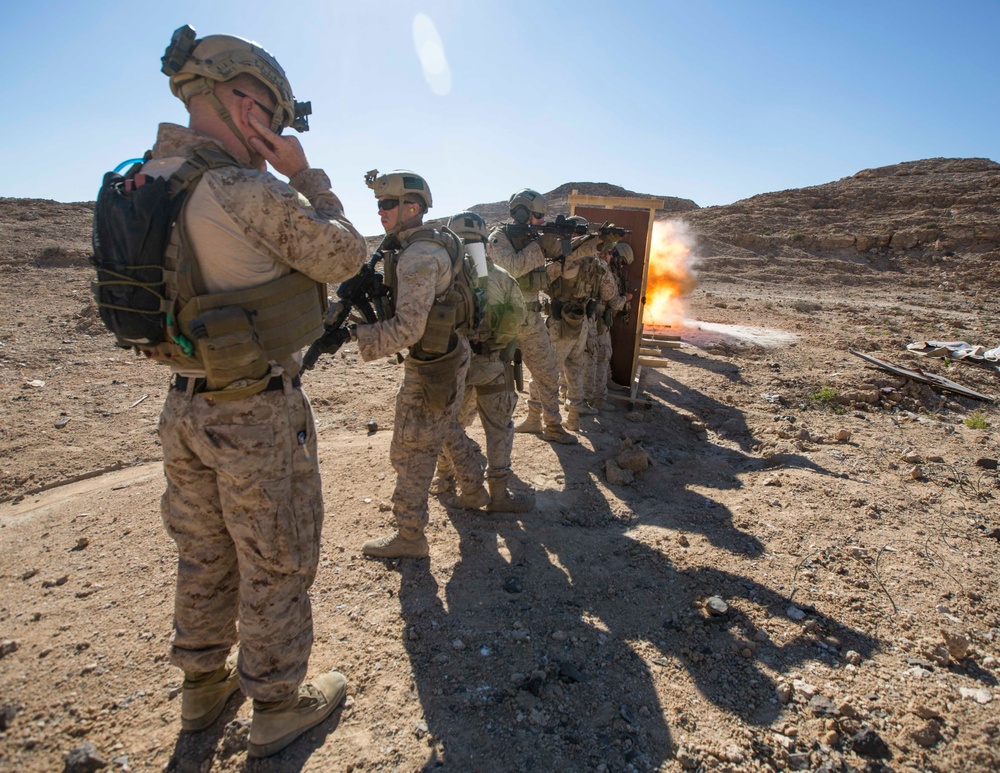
[452,484,490,510]
[590,398,617,413]
[362,530,429,559]
[181,651,241,732]
[486,479,535,513]
[514,407,543,434]
[575,403,598,416]
[248,671,347,758]
[429,472,455,495]
[561,408,581,432]
[543,422,578,443]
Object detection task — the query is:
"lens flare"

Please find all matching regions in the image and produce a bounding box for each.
[412,14,452,96]
[642,220,697,328]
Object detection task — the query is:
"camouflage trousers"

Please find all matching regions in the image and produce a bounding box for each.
[437,354,517,486]
[158,378,322,702]
[547,314,590,408]
[391,337,470,537]
[519,309,562,426]
[585,320,612,404]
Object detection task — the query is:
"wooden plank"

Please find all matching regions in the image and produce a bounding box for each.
[567,193,665,210]
[641,340,682,349]
[638,357,674,368]
[644,333,681,341]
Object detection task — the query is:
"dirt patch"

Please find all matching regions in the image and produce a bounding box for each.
[1,203,999,771]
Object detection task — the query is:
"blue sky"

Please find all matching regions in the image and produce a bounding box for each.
[1,0,997,235]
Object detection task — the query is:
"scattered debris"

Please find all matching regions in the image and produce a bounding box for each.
[367,419,378,434]
[127,394,148,409]
[0,641,18,659]
[54,416,71,429]
[850,350,994,402]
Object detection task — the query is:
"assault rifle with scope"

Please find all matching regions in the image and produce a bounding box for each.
[302,238,394,370]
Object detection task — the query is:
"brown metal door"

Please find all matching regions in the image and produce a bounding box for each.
[573,206,651,386]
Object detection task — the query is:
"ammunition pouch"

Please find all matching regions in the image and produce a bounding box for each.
[171,271,325,397]
[421,300,458,356]
[516,267,548,297]
[586,299,598,319]
[407,340,464,412]
[189,306,270,393]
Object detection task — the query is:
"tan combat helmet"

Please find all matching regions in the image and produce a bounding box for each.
[508,188,547,224]
[614,242,635,264]
[162,24,311,135]
[448,211,488,243]
[365,169,432,209]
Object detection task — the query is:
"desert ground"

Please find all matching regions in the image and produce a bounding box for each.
[1,159,999,772]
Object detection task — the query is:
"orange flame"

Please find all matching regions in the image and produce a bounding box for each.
[642,220,697,328]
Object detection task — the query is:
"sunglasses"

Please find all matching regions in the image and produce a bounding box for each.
[378,199,401,211]
[232,89,285,134]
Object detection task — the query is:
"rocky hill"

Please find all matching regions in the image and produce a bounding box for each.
[680,158,1000,289]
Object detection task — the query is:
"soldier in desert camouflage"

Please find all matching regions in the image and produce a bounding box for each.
[346,170,472,559]
[542,216,603,430]
[150,26,366,758]
[586,241,633,411]
[487,189,578,445]
[430,211,535,514]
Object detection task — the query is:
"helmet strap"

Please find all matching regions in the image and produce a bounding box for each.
[387,199,423,236]
[183,77,262,168]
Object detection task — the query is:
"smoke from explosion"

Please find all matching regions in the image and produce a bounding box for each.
[642,219,698,328]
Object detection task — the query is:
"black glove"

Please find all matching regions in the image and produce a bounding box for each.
[323,325,352,352]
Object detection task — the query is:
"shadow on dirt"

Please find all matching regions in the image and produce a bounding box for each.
[389,378,882,770]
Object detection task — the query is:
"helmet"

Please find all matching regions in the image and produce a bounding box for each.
[508,188,547,224]
[162,25,310,133]
[614,242,634,265]
[448,211,488,243]
[365,169,432,209]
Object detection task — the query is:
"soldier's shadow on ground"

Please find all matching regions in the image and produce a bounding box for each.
[392,420,882,770]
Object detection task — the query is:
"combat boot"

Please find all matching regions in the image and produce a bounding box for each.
[514,411,543,434]
[362,531,429,559]
[575,403,598,416]
[590,398,617,413]
[181,651,241,732]
[543,422,578,444]
[429,472,455,495]
[452,484,490,510]
[486,479,535,513]
[248,671,347,758]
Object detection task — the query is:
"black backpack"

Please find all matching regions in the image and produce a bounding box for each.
[90,149,235,349]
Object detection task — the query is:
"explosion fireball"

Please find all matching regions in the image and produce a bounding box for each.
[642,220,697,328]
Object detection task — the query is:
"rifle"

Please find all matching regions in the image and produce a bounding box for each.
[507,214,589,263]
[302,238,393,369]
[597,223,631,239]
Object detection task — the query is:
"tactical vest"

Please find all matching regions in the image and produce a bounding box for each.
[494,223,546,301]
[548,255,604,305]
[141,148,325,398]
[381,226,477,358]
